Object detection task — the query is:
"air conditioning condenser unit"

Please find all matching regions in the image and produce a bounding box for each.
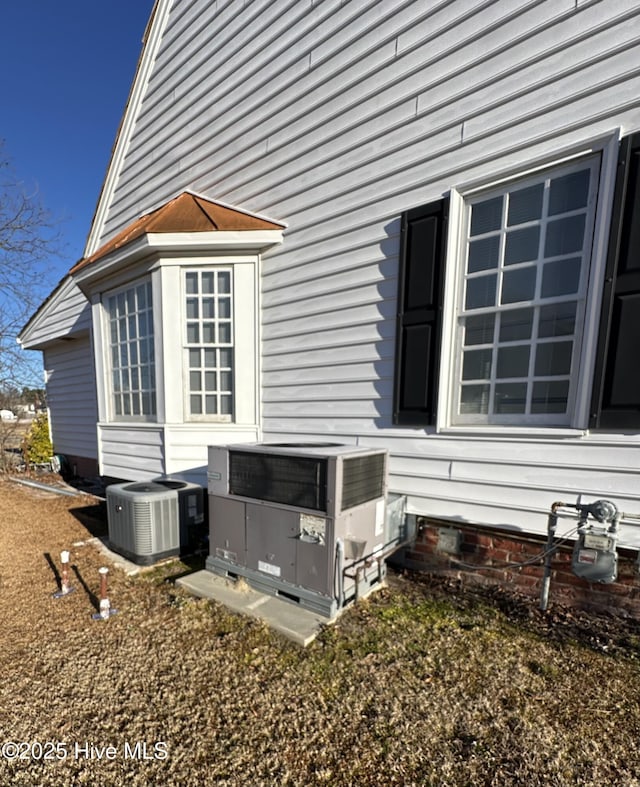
[107,479,205,565]
[106,481,180,565]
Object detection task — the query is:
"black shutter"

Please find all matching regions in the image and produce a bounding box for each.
[393,197,449,426]
[590,133,640,429]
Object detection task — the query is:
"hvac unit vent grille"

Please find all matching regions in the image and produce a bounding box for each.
[132,501,153,552]
[341,453,386,511]
[229,451,328,512]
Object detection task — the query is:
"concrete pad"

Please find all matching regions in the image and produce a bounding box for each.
[176,570,329,646]
[77,536,144,575]
[76,536,179,577]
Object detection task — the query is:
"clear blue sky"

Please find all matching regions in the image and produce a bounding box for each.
[1,0,155,284]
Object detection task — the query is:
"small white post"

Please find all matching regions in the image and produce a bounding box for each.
[60,550,71,594]
[53,549,74,598]
[99,567,110,619]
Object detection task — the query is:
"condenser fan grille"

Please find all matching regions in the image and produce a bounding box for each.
[341,453,386,510]
[229,451,328,512]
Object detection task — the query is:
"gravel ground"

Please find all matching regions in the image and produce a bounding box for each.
[1,477,640,787]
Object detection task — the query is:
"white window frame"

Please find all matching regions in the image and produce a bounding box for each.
[182,267,234,422]
[104,278,157,422]
[438,132,620,435]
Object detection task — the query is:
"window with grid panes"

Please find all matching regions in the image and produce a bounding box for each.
[185,270,233,418]
[107,281,156,418]
[454,156,600,426]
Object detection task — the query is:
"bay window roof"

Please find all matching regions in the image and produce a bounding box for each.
[70,191,285,275]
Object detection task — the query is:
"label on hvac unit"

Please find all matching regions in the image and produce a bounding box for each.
[583,533,612,551]
[258,560,281,577]
[300,514,326,539]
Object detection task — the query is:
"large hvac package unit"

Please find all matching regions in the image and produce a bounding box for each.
[106,480,204,565]
[206,442,389,617]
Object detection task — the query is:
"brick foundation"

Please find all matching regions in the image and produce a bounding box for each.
[399,517,640,617]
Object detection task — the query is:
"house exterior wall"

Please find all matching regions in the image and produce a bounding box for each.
[89,1,640,545]
[162,424,260,485]
[18,278,100,475]
[98,424,260,483]
[43,337,98,473]
[99,424,165,481]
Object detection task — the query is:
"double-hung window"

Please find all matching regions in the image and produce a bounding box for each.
[107,281,156,418]
[185,269,234,419]
[394,132,640,431]
[455,157,600,426]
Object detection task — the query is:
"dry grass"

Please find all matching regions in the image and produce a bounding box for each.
[1,478,640,786]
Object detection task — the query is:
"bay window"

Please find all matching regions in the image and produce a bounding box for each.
[184,269,234,419]
[106,280,156,419]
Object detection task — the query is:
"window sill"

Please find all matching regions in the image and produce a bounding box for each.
[184,417,234,425]
[436,425,588,439]
[100,420,159,428]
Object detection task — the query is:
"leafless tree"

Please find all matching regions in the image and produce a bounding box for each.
[0,385,23,472]
[0,144,61,390]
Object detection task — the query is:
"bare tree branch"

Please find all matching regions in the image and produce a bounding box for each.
[0,145,62,389]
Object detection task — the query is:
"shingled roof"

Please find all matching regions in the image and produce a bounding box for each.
[70,192,285,274]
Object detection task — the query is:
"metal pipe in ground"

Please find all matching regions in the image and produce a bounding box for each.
[540,502,565,612]
[93,566,117,620]
[53,550,74,598]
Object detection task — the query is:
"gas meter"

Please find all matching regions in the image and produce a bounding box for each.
[571,499,620,584]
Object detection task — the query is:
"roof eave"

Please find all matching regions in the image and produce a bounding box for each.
[146,229,285,252]
[18,276,85,350]
[72,229,284,291]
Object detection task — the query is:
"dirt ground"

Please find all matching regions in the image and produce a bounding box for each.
[1,477,640,787]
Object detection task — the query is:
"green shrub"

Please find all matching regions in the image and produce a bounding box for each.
[23,413,53,466]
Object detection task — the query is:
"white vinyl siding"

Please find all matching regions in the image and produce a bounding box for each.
[87,0,640,542]
[93,0,640,439]
[44,340,98,461]
[373,431,640,547]
[99,424,164,480]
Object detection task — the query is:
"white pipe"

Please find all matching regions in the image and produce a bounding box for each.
[60,550,71,595]
[99,567,110,620]
[9,477,80,497]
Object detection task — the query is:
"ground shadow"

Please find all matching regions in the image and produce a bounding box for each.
[43,552,62,592]
[163,553,208,584]
[71,564,99,612]
[69,502,108,539]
